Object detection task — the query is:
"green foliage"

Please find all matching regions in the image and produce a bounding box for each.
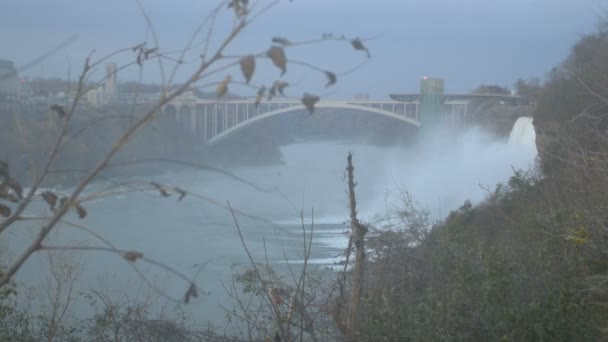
[472,84,511,95]
[359,169,608,341]
[0,281,35,341]
[535,26,608,121]
[0,280,215,341]
[514,78,542,100]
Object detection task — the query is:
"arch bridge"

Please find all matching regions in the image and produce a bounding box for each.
[163,93,470,145]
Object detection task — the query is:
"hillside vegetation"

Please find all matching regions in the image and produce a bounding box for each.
[355,22,608,341]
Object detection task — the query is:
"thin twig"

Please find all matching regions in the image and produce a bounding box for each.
[0,19,248,288]
[226,200,287,340]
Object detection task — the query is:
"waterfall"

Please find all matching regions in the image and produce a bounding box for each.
[508,116,536,147]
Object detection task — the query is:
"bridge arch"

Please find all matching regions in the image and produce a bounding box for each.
[207,102,420,145]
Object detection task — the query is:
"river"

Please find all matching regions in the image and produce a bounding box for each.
[9,117,537,327]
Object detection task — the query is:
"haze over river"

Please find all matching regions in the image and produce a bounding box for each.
[9,118,537,325]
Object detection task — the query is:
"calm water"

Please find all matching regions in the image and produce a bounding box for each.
[8,118,537,326]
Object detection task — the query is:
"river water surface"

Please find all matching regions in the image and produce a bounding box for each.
[10,118,537,326]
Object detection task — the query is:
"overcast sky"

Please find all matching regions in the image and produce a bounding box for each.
[0,0,604,98]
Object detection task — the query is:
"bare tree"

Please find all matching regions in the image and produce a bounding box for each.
[0,0,372,340]
[40,250,82,342]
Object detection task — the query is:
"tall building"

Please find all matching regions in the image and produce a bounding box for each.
[0,59,19,99]
[104,63,118,103]
[86,86,105,107]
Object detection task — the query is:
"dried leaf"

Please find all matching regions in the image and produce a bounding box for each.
[272,37,290,46]
[59,197,67,209]
[6,178,22,200]
[75,202,87,219]
[239,55,256,84]
[273,81,289,96]
[228,0,248,18]
[123,251,144,263]
[0,185,19,203]
[351,37,371,58]
[565,235,587,246]
[270,287,284,305]
[50,104,66,118]
[133,45,158,66]
[324,71,337,88]
[216,75,231,98]
[267,46,287,76]
[151,182,171,197]
[0,203,11,218]
[144,47,158,59]
[184,283,198,303]
[301,93,320,114]
[267,85,277,101]
[41,191,58,211]
[132,42,145,52]
[255,86,266,107]
[565,226,589,246]
[174,187,187,201]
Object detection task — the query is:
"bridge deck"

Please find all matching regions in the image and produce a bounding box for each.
[167,98,470,105]
[391,93,527,104]
[163,95,473,145]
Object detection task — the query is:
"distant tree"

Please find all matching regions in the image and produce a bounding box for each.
[117,81,161,94]
[472,84,510,95]
[535,26,608,120]
[514,77,541,100]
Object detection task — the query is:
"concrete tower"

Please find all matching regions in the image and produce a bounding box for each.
[104,63,118,104]
[0,59,19,99]
[419,77,444,128]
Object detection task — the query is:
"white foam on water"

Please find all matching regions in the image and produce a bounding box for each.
[279,256,343,265]
[273,215,348,225]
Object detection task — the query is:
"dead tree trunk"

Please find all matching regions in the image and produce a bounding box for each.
[339,152,368,341]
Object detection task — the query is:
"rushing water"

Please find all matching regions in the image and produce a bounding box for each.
[9,118,537,326]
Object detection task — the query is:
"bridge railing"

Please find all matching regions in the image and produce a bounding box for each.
[163,98,472,144]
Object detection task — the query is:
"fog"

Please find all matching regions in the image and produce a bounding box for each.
[0,0,599,96]
[9,116,537,326]
[0,0,596,338]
